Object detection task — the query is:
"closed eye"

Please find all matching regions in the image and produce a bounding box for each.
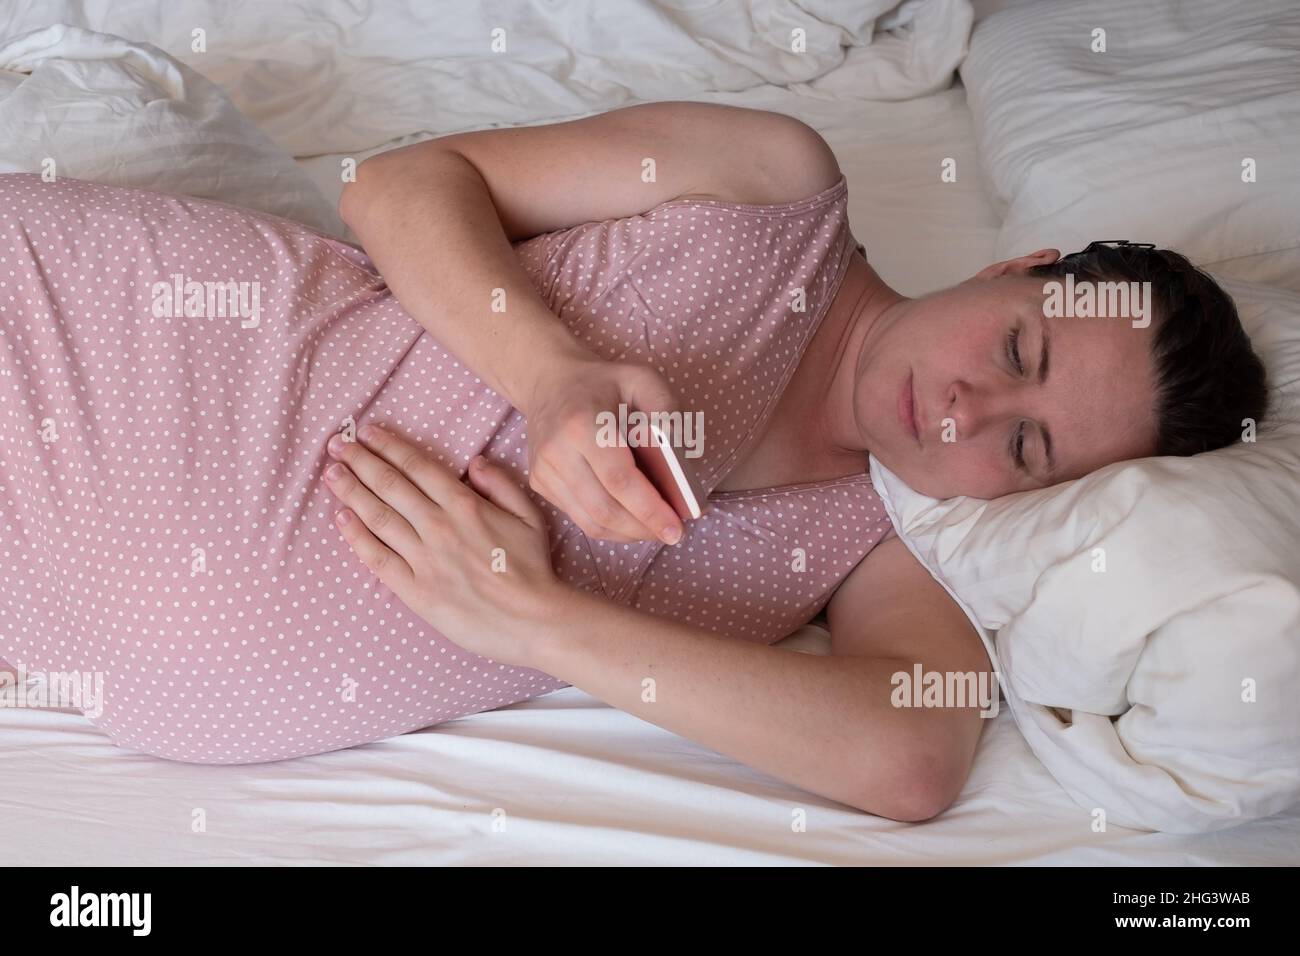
[1004,318,1057,480]
[1006,328,1029,471]
[1006,328,1024,375]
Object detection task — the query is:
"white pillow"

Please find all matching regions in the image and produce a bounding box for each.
[0,24,344,236]
[870,274,1300,833]
[960,0,1300,292]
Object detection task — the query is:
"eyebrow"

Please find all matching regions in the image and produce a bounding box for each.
[1035,313,1057,479]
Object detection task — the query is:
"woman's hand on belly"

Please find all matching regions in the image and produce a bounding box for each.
[323,423,570,668]
[522,356,685,546]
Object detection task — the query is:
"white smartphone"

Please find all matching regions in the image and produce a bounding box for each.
[630,420,707,521]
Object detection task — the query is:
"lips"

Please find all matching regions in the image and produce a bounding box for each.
[899,371,919,443]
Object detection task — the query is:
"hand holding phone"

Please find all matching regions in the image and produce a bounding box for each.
[524,358,692,544]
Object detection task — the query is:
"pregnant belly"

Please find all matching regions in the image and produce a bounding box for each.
[0,174,567,763]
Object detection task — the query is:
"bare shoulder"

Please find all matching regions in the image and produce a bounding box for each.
[826,535,990,670]
[654,102,843,206]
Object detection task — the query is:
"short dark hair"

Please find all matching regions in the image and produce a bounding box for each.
[1026,244,1269,456]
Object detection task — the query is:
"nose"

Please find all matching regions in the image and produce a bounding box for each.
[943,379,1020,440]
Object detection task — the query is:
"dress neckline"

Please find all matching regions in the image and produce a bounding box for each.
[708,468,874,502]
[707,241,870,502]
[638,172,873,504]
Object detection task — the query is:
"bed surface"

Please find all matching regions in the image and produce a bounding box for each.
[1,4,1296,864]
[6,627,1298,865]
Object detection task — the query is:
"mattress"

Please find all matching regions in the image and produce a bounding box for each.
[1,8,1296,865]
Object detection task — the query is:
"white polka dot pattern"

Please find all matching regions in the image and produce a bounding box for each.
[0,173,892,764]
[526,177,896,637]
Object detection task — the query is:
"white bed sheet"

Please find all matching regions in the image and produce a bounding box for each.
[2,20,1296,865]
[6,627,1298,866]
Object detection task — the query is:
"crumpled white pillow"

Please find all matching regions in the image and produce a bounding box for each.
[0,24,344,236]
[870,274,1300,833]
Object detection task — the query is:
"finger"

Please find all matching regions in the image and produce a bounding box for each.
[532,459,640,544]
[327,430,441,530]
[585,443,683,545]
[333,508,416,591]
[557,450,659,542]
[346,423,467,509]
[324,462,424,557]
[618,363,678,414]
[466,456,545,530]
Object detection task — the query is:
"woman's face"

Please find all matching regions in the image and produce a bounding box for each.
[852,252,1160,500]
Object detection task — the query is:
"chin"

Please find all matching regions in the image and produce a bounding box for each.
[875,454,938,498]
[909,478,961,499]
[879,458,970,500]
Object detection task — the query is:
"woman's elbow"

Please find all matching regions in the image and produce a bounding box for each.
[849,746,971,823]
[338,145,465,232]
[338,149,406,229]
[338,160,379,231]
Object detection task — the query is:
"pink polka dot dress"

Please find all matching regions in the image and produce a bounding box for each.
[0,172,894,763]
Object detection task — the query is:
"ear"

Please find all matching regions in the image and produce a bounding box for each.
[972,248,1061,281]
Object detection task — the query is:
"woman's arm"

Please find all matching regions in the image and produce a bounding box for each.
[531,536,992,821]
[339,100,839,413]
[337,102,840,545]
[323,425,991,822]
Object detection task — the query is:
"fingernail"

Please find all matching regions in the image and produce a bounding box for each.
[336,510,352,526]
[327,434,345,456]
[660,525,682,545]
[326,463,345,481]
[360,423,382,441]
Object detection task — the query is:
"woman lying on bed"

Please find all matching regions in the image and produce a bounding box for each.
[0,102,1266,821]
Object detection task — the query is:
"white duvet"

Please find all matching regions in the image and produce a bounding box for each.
[0,0,972,159]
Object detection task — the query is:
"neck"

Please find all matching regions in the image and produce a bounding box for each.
[814,259,906,457]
